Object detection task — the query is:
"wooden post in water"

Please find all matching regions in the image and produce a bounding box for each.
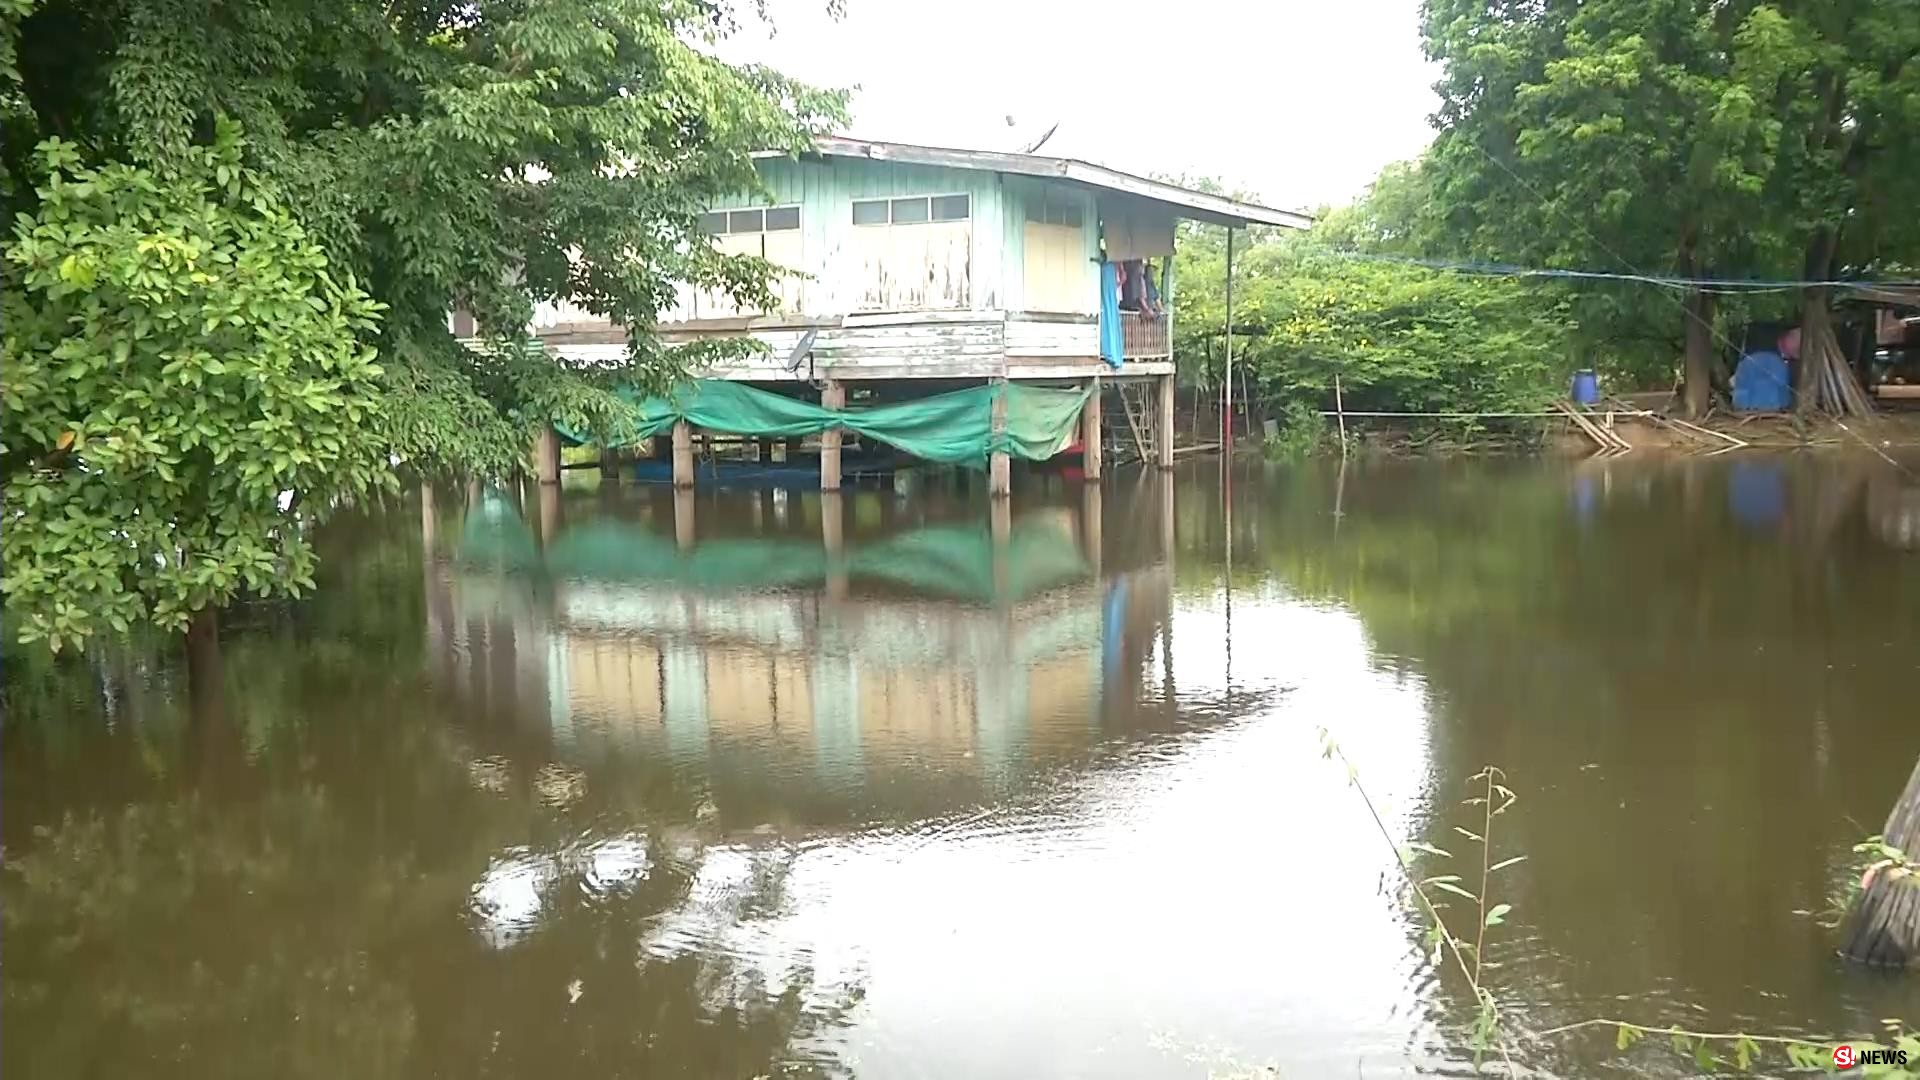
[1222,227,1235,454]
[821,379,845,492]
[1082,376,1103,482]
[989,379,1011,498]
[1081,481,1103,577]
[1157,374,1176,469]
[673,487,695,551]
[534,424,562,486]
[599,446,622,481]
[822,491,848,601]
[671,420,693,490]
[420,481,437,554]
[990,495,1011,601]
[1841,754,1920,968]
[783,437,802,463]
[537,482,561,547]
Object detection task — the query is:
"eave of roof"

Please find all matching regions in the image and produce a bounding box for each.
[773,137,1312,230]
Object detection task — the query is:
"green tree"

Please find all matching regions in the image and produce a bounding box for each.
[1172,186,1574,429]
[2,126,389,655]
[1,0,844,653]
[1421,0,1795,417]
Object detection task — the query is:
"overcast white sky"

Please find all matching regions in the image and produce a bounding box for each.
[719,0,1439,213]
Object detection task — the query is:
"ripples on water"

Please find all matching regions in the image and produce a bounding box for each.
[4,456,1917,1078]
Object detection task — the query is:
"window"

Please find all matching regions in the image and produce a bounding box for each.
[846,194,972,310]
[683,205,803,319]
[1025,192,1083,228]
[1023,191,1090,314]
[699,205,800,235]
[851,194,972,226]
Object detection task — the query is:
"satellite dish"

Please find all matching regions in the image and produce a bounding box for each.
[1020,122,1060,155]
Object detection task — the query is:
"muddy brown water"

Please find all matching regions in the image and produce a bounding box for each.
[5,455,1917,1077]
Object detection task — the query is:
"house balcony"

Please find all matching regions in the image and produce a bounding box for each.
[1120,310,1170,359]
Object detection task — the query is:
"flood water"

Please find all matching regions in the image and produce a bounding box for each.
[5,455,1918,1078]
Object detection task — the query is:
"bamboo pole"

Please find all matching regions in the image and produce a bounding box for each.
[1222,227,1235,454]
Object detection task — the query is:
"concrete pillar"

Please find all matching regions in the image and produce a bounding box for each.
[988,379,1011,498]
[820,380,845,492]
[534,424,562,485]
[674,488,696,551]
[1156,374,1176,470]
[1082,377,1103,482]
[671,420,693,489]
[822,492,848,601]
[599,446,622,481]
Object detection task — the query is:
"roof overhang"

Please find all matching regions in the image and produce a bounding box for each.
[771,137,1312,230]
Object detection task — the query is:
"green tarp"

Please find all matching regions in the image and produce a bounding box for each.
[560,380,1091,465]
[459,502,1089,604]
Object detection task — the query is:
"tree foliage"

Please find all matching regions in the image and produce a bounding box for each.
[2,125,390,650]
[1,0,844,650]
[1417,0,1920,414]
[1172,179,1575,422]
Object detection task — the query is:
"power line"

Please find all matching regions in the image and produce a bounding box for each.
[1305,247,1920,294]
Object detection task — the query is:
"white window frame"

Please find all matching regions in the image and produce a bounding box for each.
[1024,191,1084,229]
[850,193,972,226]
[698,204,802,237]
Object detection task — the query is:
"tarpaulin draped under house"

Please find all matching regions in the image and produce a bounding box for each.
[557,380,1092,465]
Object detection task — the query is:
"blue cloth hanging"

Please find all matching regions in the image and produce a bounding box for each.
[1098,262,1124,368]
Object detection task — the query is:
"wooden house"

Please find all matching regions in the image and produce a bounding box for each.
[519,137,1307,488]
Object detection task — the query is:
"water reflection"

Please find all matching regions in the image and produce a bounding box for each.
[4,455,1916,1078]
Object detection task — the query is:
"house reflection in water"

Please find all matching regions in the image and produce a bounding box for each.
[423,482,1178,801]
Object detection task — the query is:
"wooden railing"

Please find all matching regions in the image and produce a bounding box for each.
[1119,310,1170,359]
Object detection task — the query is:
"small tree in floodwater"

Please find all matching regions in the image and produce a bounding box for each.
[1840,755,1920,969]
[2,127,391,690]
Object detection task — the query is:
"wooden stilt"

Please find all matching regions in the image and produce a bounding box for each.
[989,379,1011,498]
[599,446,622,480]
[1157,373,1176,470]
[1083,376,1103,482]
[673,487,695,551]
[534,424,561,486]
[822,491,847,601]
[821,380,845,492]
[671,420,694,489]
[1081,481,1103,576]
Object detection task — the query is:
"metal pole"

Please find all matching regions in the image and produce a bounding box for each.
[1223,227,1235,453]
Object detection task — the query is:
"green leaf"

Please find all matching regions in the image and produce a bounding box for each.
[1488,856,1528,873]
[1429,881,1479,902]
[1483,903,1512,927]
[1407,842,1454,859]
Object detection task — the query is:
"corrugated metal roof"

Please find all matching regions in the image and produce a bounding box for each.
[783,137,1313,230]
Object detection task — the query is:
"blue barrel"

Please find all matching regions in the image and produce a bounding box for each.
[1571,369,1600,405]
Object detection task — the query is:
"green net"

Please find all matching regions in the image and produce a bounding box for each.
[460,514,1090,604]
[560,380,1091,466]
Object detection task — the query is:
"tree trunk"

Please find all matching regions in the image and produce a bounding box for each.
[1840,754,1920,968]
[1795,288,1872,417]
[185,607,238,784]
[1682,288,1715,419]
